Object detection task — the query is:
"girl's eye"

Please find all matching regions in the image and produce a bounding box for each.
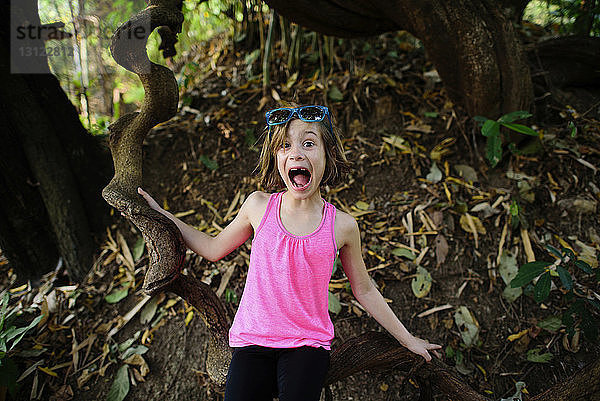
[281,142,290,149]
[303,141,314,147]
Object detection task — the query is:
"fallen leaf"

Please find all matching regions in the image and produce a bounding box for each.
[526,348,553,363]
[508,329,529,342]
[460,214,486,235]
[106,365,129,401]
[426,162,443,183]
[498,251,522,302]
[454,306,480,347]
[392,248,416,260]
[124,354,150,377]
[537,316,562,332]
[454,165,478,182]
[328,291,341,314]
[105,287,129,304]
[434,234,448,266]
[411,266,432,298]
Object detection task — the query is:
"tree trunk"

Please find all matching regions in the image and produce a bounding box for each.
[264,0,533,118]
[0,110,59,281]
[0,0,112,282]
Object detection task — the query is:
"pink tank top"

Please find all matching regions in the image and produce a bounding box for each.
[228,191,337,350]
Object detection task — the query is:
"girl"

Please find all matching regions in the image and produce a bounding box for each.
[138,104,441,401]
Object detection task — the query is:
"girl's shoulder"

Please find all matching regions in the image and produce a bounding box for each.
[241,191,272,226]
[243,190,274,209]
[334,208,359,248]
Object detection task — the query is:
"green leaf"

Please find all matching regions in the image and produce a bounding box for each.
[500,122,538,137]
[328,85,343,102]
[120,345,148,360]
[481,119,500,138]
[533,272,552,302]
[537,316,562,332]
[575,260,593,274]
[445,345,455,358]
[332,256,342,276]
[454,306,480,348]
[244,129,257,148]
[132,236,145,262]
[105,287,129,304]
[9,315,42,352]
[328,291,341,314]
[587,298,600,311]
[526,348,553,363]
[0,292,9,332]
[199,155,218,171]
[391,248,416,260]
[561,247,575,261]
[498,111,532,123]
[411,266,432,298]
[485,133,502,167]
[556,266,573,290]
[498,251,522,302]
[568,121,577,137]
[117,332,141,355]
[510,261,550,288]
[545,244,562,259]
[106,365,130,401]
[140,296,159,325]
[424,111,438,118]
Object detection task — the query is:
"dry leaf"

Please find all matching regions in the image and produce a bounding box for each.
[124,354,150,377]
[460,214,486,235]
[435,234,448,266]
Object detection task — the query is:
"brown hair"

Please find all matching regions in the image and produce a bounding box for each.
[255,103,351,190]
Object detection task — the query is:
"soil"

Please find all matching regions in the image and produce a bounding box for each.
[3,32,600,401]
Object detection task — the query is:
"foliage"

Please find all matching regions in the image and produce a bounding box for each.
[474,111,539,168]
[524,0,600,36]
[510,245,600,342]
[0,292,43,397]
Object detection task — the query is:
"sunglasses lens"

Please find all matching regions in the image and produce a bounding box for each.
[268,109,292,124]
[298,106,324,121]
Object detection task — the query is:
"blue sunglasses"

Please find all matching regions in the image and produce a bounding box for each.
[265,105,333,135]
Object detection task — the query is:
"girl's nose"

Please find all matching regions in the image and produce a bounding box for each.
[288,144,304,160]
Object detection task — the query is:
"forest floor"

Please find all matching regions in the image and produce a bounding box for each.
[2,31,600,401]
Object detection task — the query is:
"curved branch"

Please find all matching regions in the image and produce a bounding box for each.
[103,0,185,295]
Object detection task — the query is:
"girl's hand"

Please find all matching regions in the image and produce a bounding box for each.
[137,187,162,212]
[403,335,442,362]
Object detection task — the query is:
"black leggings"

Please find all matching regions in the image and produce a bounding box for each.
[224,345,330,401]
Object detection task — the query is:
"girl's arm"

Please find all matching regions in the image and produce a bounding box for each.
[137,187,257,262]
[337,212,441,362]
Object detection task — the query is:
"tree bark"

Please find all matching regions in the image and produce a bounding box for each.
[0,110,59,281]
[264,0,533,118]
[1,0,112,281]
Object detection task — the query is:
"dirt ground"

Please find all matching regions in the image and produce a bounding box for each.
[3,32,600,401]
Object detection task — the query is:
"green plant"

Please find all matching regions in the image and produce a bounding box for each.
[510,245,600,341]
[474,111,539,167]
[525,0,600,36]
[0,292,43,398]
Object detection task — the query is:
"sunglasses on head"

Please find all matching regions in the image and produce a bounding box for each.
[265,105,333,134]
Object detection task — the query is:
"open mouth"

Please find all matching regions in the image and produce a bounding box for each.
[288,167,312,190]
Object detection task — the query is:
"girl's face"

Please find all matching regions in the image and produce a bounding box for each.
[276,119,326,200]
